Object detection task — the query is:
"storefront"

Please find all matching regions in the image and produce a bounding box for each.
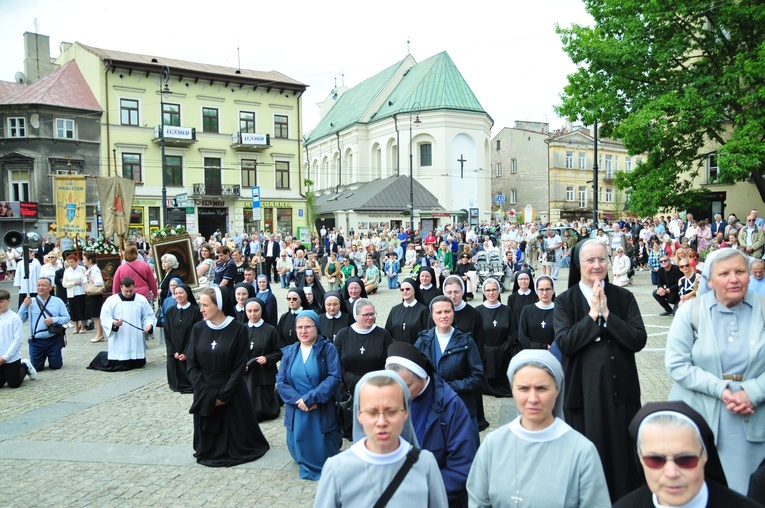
[197,199,228,240]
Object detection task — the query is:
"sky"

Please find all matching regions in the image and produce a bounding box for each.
[0,0,594,136]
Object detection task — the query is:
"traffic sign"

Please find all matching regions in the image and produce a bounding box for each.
[251,186,261,220]
[495,194,506,203]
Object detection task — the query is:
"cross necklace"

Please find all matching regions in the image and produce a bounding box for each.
[512,432,550,506]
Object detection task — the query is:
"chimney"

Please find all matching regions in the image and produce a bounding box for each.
[24,32,56,82]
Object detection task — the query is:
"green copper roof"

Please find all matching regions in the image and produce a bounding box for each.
[306,52,487,144]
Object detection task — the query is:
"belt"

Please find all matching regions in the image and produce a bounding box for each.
[722,374,744,381]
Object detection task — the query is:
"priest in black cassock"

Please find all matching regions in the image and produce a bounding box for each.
[384,278,429,344]
[164,283,202,393]
[277,287,308,347]
[475,277,515,397]
[553,239,646,502]
[319,291,350,343]
[187,286,269,467]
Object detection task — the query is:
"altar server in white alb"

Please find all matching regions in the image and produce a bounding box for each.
[88,276,156,371]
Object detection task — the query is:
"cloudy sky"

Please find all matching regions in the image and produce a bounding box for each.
[0,0,593,135]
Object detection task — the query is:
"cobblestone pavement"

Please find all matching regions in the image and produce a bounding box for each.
[0,267,675,506]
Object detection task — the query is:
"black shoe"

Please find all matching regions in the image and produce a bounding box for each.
[478,420,490,432]
[659,311,673,316]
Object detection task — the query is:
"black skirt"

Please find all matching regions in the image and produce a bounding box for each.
[69,294,87,321]
[85,294,104,319]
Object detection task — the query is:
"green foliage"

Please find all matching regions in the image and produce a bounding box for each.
[557,0,765,215]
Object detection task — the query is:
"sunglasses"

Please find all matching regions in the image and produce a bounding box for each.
[679,264,689,268]
[660,259,670,264]
[286,297,299,301]
[640,451,703,469]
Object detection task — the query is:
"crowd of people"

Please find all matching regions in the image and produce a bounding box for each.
[2,210,765,507]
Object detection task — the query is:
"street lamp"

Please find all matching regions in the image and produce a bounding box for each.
[159,65,171,227]
[409,102,421,234]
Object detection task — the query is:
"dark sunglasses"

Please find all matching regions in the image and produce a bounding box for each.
[286,297,299,301]
[679,264,689,268]
[640,451,703,469]
[660,259,670,263]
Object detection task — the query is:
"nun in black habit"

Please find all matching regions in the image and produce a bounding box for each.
[243,297,281,422]
[553,238,647,502]
[613,401,761,507]
[187,286,270,467]
[384,278,429,345]
[340,277,367,325]
[164,283,202,393]
[277,287,309,347]
[232,282,256,323]
[298,268,326,306]
[475,277,516,397]
[319,291,351,343]
[255,274,279,326]
[415,266,442,308]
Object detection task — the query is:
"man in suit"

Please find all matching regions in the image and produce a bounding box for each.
[709,213,728,237]
[263,233,280,283]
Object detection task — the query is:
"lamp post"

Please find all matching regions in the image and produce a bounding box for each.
[408,102,421,235]
[159,65,171,227]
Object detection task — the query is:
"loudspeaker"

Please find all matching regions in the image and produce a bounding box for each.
[4,230,23,248]
[25,232,42,249]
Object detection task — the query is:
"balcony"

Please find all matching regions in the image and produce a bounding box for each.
[231,132,270,152]
[603,170,614,182]
[153,125,197,146]
[192,183,240,198]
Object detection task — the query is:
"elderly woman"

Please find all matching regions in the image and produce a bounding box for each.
[244,298,281,422]
[186,287,270,466]
[665,248,765,494]
[384,278,429,345]
[314,370,448,507]
[159,254,182,302]
[334,298,394,400]
[299,268,326,306]
[415,267,441,307]
[164,283,202,393]
[614,401,761,507]
[277,310,341,480]
[340,277,367,325]
[113,243,158,301]
[196,243,215,287]
[554,239,647,502]
[467,350,610,507]
[62,254,87,333]
[612,246,632,287]
[476,277,516,397]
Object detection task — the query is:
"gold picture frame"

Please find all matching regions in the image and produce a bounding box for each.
[152,235,199,288]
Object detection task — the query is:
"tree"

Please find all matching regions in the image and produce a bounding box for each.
[304,178,318,235]
[556,0,765,215]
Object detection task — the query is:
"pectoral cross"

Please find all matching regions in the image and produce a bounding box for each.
[211,340,217,350]
[492,320,497,327]
[511,491,523,505]
[541,320,546,329]
[402,322,406,330]
[360,346,366,355]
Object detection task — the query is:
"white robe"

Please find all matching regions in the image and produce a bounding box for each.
[100,293,156,360]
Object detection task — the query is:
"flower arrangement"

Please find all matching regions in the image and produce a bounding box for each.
[151,224,188,243]
[79,233,119,256]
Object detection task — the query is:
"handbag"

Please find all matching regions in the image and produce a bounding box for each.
[85,282,105,295]
[335,388,354,434]
[372,446,421,508]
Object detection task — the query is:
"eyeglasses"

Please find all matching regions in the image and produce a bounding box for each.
[296,325,315,331]
[286,297,299,301]
[679,264,689,268]
[359,408,406,421]
[359,312,376,319]
[640,450,703,469]
[484,288,498,293]
[582,257,608,265]
[400,287,412,291]
[660,259,670,264]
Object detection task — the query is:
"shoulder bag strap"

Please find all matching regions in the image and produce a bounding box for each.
[126,262,150,287]
[33,296,52,337]
[372,446,421,508]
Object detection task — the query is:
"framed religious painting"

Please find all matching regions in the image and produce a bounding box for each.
[152,235,199,288]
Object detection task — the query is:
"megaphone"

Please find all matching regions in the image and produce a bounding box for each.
[4,230,23,248]
[25,232,42,249]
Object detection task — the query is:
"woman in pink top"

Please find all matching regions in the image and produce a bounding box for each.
[112,243,158,301]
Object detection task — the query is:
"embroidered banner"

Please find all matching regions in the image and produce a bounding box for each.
[97,175,136,239]
[54,175,88,238]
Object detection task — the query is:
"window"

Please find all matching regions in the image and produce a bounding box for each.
[163,103,180,126]
[605,167,613,180]
[9,170,29,201]
[204,158,222,195]
[578,152,586,169]
[625,156,632,171]
[635,156,643,165]
[164,155,183,186]
[120,99,139,126]
[578,186,588,208]
[565,151,574,169]
[566,186,575,201]
[274,114,288,138]
[496,140,501,151]
[7,117,26,137]
[606,187,613,202]
[55,118,75,139]
[615,156,620,171]
[599,187,603,202]
[510,158,518,174]
[495,162,502,177]
[708,154,719,183]
[508,189,517,204]
[122,153,142,182]
[277,207,292,233]
[242,159,258,187]
[420,143,432,166]
[605,154,613,171]
[275,161,290,189]
[202,108,219,133]
[240,111,256,133]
